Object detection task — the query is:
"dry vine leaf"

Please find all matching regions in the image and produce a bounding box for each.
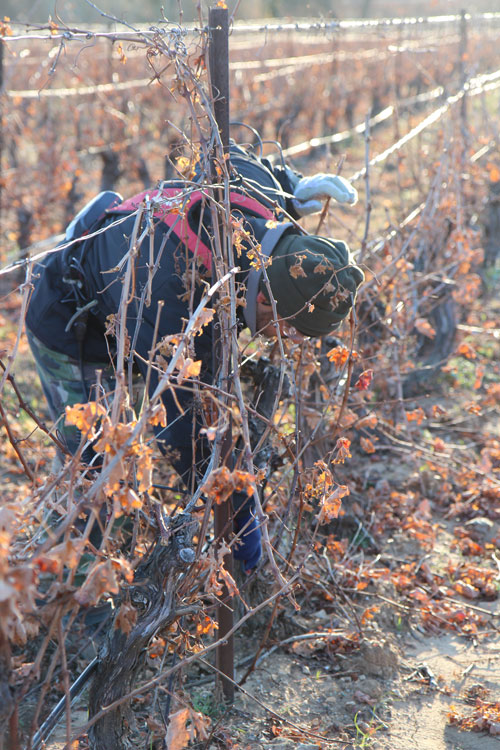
[165,708,190,750]
[326,344,350,367]
[316,485,349,523]
[360,437,377,454]
[456,341,477,359]
[406,407,426,424]
[415,317,436,338]
[357,414,377,430]
[333,437,351,463]
[65,402,107,434]
[355,369,373,391]
[176,357,201,384]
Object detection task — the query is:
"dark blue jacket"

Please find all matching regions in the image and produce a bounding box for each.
[26,148,299,485]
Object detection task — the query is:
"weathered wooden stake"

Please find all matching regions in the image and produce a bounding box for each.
[0,40,4,223]
[208,6,235,704]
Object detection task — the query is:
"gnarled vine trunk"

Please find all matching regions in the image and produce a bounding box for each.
[88,512,196,750]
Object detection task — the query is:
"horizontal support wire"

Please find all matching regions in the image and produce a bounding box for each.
[267,86,446,162]
[3,11,500,44]
[265,67,500,166]
[3,65,499,273]
[1,29,481,99]
[229,11,500,34]
[362,136,499,269]
[3,39,457,98]
[4,76,157,98]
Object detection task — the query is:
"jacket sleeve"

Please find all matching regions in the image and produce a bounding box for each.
[261,158,303,220]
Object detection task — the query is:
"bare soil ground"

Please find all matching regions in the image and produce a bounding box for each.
[44,482,500,750]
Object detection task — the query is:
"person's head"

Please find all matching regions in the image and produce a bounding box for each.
[255,291,305,342]
[257,233,364,339]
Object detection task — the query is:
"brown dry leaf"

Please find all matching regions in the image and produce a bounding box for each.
[415,317,436,339]
[289,259,307,278]
[188,708,210,741]
[177,358,201,384]
[114,600,138,635]
[433,437,446,452]
[165,708,190,750]
[357,414,378,430]
[355,369,373,391]
[193,308,215,336]
[360,437,376,454]
[333,437,351,463]
[416,499,432,519]
[218,563,240,599]
[49,539,85,571]
[74,560,120,607]
[317,485,349,523]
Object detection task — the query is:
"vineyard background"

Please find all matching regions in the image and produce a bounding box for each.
[1,4,500,750]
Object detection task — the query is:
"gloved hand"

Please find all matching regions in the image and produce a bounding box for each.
[233,510,262,572]
[291,173,358,216]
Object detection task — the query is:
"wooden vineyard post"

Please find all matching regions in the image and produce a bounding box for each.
[208,5,235,704]
[0,40,4,223]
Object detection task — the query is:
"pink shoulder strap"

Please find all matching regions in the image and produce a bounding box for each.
[113,187,276,269]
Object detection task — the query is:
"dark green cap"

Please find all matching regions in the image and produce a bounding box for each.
[262,234,364,337]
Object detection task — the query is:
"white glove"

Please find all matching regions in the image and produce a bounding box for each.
[292,173,358,216]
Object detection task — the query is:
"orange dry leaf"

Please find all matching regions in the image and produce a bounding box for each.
[360,437,376,454]
[431,404,447,418]
[333,437,351,463]
[165,708,190,750]
[317,485,349,523]
[204,466,255,505]
[149,404,167,428]
[415,317,436,339]
[326,345,351,367]
[114,486,143,513]
[356,414,378,430]
[360,605,380,624]
[65,402,107,433]
[456,341,476,359]
[473,365,485,390]
[406,407,426,425]
[136,448,153,493]
[488,165,500,183]
[265,219,279,229]
[465,402,482,415]
[176,358,201,384]
[454,581,480,599]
